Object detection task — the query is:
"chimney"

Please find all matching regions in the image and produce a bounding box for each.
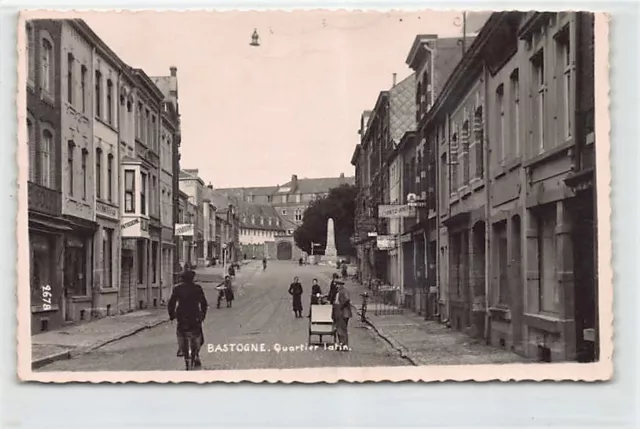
[392,73,397,87]
[340,172,345,179]
[170,66,177,77]
[207,182,213,189]
[291,174,298,188]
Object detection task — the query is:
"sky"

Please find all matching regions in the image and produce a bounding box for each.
[81,10,490,188]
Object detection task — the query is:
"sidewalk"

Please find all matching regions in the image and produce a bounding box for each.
[317,269,531,366]
[31,308,169,369]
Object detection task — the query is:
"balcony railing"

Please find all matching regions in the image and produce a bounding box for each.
[28,181,61,217]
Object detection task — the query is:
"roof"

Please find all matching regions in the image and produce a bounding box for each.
[215,186,278,200]
[388,73,417,145]
[433,37,475,101]
[279,176,355,195]
[236,202,285,231]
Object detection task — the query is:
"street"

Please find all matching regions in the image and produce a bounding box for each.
[41,261,408,371]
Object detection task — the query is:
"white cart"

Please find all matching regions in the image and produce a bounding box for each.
[308,303,336,345]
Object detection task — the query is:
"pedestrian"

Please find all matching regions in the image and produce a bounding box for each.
[217,275,235,309]
[328,273,339,304]
[288,276,304,318]
[332,280,352,351]
[308,278,322,318]
[168,270,208,366]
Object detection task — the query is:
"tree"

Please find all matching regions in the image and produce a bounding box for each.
[293,183,357,256]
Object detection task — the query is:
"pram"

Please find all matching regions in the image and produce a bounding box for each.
[308,294,336,346]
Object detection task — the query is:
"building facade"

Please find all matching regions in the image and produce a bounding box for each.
[26,20,67,333]
[120,69,165,310]
[216,173,354,261]
[178,169,205,266]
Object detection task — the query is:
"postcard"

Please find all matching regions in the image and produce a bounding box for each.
[16,9,612,383]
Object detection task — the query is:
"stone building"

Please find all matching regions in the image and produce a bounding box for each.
[216,173,354,261]
[26,19,67,333]
[151,66,181,283]
[120,68,165,310]
[178,169,206,266]
[58,21,99,324]
[351,73,416,302]
[236,202,285,259]
[417,11,597,362]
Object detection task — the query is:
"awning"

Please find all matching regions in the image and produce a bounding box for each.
[29,217,72,233]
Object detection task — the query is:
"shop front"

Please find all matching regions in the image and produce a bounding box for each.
[121,214,150,309]
[94,201,120,318]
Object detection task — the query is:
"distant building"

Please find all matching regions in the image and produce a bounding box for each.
[216,173,354,261]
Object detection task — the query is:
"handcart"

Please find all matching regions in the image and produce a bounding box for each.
[308,296,336,345]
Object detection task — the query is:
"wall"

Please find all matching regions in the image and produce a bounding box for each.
[61,22,94,221]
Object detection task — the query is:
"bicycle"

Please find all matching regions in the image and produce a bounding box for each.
[182,330,201,371]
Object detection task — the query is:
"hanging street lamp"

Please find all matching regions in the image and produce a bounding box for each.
[250,28,260,47]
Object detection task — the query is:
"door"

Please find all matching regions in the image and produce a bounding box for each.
[121,252,134,312]
[277,241,292,260]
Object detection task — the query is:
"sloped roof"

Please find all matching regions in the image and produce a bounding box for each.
[389,73,417,145]
[433,37,475,100]
[236,202,285,231]
[215,186,278,200]
[279,176,355,195]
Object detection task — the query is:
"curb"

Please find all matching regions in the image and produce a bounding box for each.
[32,317,169,369]
[353,305,419,366]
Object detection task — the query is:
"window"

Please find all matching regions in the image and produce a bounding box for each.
[95,71,102,118]
[41,38,52,95]
[107,80,113,124]
[281,195,286,203]
[39,130,52,188]
[136,103,143,140]
[152,241,158,284]
[462,120,470,185]
[557,28,572,140]
[145,109,150,144]
[67,53,74,104]
[103,228,113,287]
[295,194,301,203]
[474,108,484,178]
[440,153,447,207]
[96,148,102,199]
[294,209,302,222]
[27,119,35,182]
[496,84,505,162]
[281,209,286,216]
[494,222,509,305]
[67,141,74,196]
[81,149,88,199]
[532,50,545,153]
[26,23,35,84]
[80,66,87,113]
[107,154,113,202]
[151,116,157,150]
[450,132,458,193]
[151,176,157,216]
[124,170,135,213]
[537,206,557,313]
[140,172,147,215]
[137,240,145,284]
[511,70,520,157]
[267,195,272,203]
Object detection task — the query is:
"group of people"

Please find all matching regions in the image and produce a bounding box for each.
[288,273,352,349]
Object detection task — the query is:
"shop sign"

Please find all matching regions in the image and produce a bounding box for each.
[96,201,118,220]
[406,193,427,208]
[121,217,150,238]
[376,235,396,250]
[400,234,413,243]
[378,204,416,218]
[175,223,194,237]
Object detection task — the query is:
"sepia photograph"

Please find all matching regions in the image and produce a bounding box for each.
[17,9,611,382]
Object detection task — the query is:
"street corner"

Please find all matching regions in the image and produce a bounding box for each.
[32,344,73,369]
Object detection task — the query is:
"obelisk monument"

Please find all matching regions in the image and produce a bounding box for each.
[324,217,338,265]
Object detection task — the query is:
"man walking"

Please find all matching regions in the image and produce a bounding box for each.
[332,280,352,351]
